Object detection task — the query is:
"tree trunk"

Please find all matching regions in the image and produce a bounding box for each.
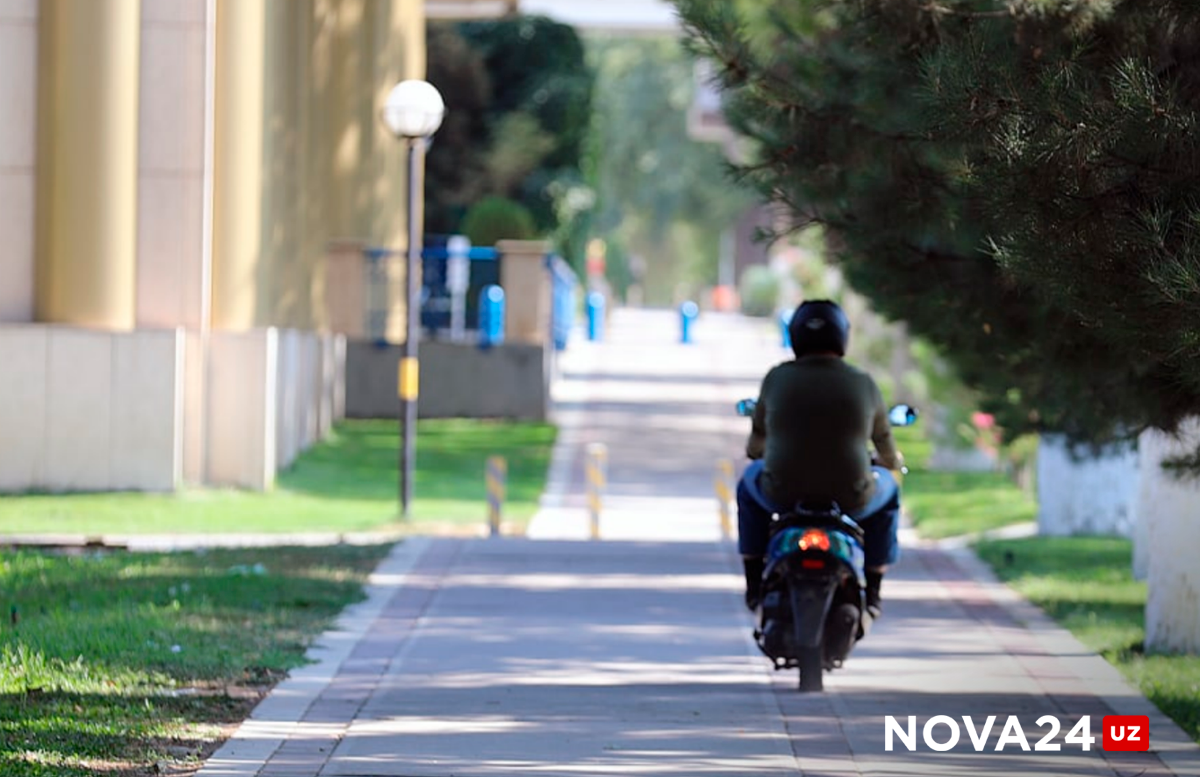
[1139,420,1200,654]
[1036,435,1138,537]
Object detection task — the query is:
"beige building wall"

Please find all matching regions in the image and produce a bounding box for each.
[213,0,427,337]
[136,0,208,330]
[291,0,427,341]
[1,0,424,494]
[0,1,38,323]
[201,0,426,487]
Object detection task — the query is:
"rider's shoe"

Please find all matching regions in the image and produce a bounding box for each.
[865,571,884,619]
[743,556,765,612]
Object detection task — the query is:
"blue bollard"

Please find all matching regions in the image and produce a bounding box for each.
[478,285,505,350]
[779,309,793,350]
[586,292,606,342]
[680,301,699,344]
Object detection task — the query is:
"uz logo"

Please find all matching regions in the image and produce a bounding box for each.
[1102,715,1149,752]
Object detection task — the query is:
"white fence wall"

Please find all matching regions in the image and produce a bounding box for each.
[1037,435,1139,537]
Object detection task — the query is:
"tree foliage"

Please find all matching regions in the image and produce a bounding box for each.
[676,0,1200,463]
[739,265,781,317]
[425,16,595,254]
[424,22,492,235]
[586,37,754,303]
[461,196,537,247]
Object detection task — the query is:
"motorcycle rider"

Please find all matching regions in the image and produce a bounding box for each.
[738,299,903,618]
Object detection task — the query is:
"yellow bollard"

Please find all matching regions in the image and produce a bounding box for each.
[486,456,507,537]
[716,458,735,540]
[586,443,608,540]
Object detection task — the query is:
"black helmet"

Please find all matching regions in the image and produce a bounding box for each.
[788,300,850,357]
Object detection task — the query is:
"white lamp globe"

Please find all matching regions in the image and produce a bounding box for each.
[382,80,446,139]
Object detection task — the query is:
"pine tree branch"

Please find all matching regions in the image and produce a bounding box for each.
[920,2,1011,20]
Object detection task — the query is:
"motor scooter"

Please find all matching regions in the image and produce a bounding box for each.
[735,399,918,691]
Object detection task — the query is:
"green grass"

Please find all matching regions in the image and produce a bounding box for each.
[976,537,1200,745]
[903,470,1037,539]
[0,420,556,535]
[891,426,1037,539]
[0,543,391,776]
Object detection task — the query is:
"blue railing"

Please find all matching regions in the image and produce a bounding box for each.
[372,235,579,351]
[547,254,577,352]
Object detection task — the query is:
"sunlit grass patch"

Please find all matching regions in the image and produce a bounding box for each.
[0,544,390,776]
[977,536,1200,744]
[891,425,1036,539]
[0,419,557,536]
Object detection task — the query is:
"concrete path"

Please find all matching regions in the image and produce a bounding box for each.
[528,309,781,542]
[199,308,1200,777]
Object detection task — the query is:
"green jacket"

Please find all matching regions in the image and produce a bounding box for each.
[746,355,900,511]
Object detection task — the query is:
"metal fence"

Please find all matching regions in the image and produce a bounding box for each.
[361,237,579,350]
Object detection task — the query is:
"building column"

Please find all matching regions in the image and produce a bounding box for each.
[210,0,266,330]
[35,0,141,329]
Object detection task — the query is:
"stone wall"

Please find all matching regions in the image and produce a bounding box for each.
[345,340,550,422]
[0,326,185,492]
[205,329,346,490]
[0,325,345,494]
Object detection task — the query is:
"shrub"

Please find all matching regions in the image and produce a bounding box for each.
[739,265,780,317]
[460,196,538,248]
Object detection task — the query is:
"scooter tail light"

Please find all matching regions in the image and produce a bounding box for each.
[797,529,831,552]
[800,558,826,570]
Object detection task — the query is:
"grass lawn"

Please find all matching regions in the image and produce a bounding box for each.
[0,420,556,536]
[892,426,1038,539]
[0,543,392,776]
[976,536,1200,745]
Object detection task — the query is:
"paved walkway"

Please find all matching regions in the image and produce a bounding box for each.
[199,309,1200,777]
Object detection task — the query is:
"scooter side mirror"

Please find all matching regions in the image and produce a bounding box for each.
[736,398,757,418]
[888,404,919,427]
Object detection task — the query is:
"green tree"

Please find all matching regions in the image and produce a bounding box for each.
[459,16,596,234]
[738,265,780,317]
[424,22,492,234]
[675,0,1200,466]
[460,196,537,247]
[425,17,595,261]
[586,36,754,304]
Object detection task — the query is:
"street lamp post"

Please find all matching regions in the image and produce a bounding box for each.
[382,79,445,519]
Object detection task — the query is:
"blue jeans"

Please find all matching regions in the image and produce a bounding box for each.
[737,460,901,569]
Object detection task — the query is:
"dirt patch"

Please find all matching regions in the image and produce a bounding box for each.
[131,683,272,777]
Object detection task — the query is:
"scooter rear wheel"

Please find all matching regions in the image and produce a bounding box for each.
[787,582,827,692]
[798,645,823,692]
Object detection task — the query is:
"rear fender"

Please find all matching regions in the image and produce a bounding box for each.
[787,578,837,648]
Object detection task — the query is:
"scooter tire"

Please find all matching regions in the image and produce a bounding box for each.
[798,646,824,692]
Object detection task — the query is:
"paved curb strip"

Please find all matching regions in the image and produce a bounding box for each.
[0,531,408,551]
[196,536,444,777]
[942,545,1200,776]
[752,541,1199,776]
